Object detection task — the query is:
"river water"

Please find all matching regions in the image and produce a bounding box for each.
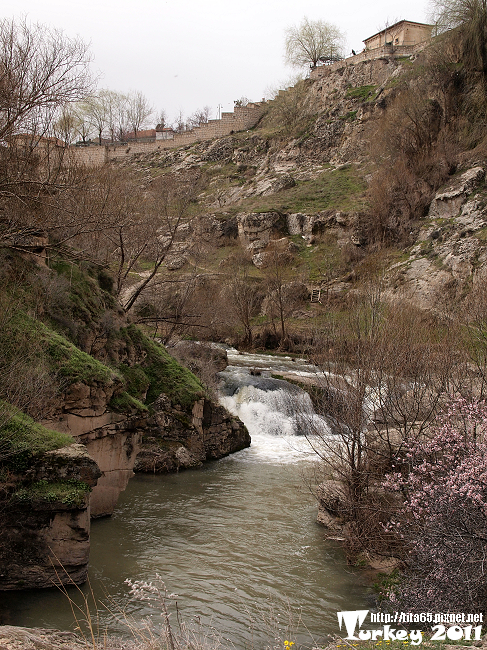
[0,350,371,648]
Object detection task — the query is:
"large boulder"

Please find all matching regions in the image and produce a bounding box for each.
[237,212,284,251]
[134,395,250,473]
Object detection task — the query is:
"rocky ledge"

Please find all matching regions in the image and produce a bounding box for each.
[0,445,100,591]
[134,395,250,473]
[0,626,126,650]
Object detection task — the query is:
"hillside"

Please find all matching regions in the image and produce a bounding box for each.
[107,46,487,349]
[2,13,487,621]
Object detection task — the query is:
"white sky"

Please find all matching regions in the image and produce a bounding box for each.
[2,0,429,127]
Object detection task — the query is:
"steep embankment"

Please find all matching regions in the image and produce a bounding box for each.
[386,166,487,312]
[115,50,487,334]
[0,250,249,589]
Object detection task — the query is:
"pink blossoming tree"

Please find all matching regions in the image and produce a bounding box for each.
[383,398,487,613]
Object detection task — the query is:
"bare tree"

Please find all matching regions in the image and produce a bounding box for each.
[0,18,92,249]
[81,91,110,144]
[187,106,211,129]
[223,257,262,347]
[284,17,345,69]
[302,288,459,559]
[262,252,292,343]
[234,97,250,107]
[71,103,93,143]
[113,91,130,142]
[53,106,79,145]
[373,18,403,50]
[88,170,202,313]
[0,18,92,142]
[430,0,487,83]
[85,89,128,143]
[126,91,154,140]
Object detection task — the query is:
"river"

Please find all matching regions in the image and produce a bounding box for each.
[0,350,371,648]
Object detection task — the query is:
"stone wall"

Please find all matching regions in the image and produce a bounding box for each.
[309,42,429,80]
[71,102,265,168]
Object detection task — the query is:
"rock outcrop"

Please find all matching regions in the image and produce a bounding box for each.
[237,212,285,252]
[0,626,90,650]
[386,165,487,312]
[0,444,100,590]
[428,167,485,219]
[41,382,142,518]
[134,395,250,473]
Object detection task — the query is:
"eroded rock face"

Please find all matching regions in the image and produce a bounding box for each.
[197,400,251,460]
[428,167,485,219]
[42,391,142,518]
[0,445,100,590]
[2,384,249,589]
[253,174,295,197]
[237,212,284,251]
[386,166,487,312]
[134,395,250,473]
[286,210,351,244]
[78,427,141,518]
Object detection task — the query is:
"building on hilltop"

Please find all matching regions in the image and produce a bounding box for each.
[363,20,433,50]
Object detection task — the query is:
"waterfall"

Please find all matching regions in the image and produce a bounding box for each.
[217,351,331,463]
[1,347,369,646]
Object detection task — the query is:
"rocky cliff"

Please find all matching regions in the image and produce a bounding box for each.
[0,253,250,590]
[134,394,250,473]
[385,165,487,313]
[0,443,100,590]
[113,49,487,330]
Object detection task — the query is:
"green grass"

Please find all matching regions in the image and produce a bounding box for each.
[109,391,149,414]
[0,403,73,455]
[49,257,117,326]
[295,235,345,283]
[12,478,91,507]
[120,326,205,410]
[474,226,487,242]
[5,300,116,389]
[227,166,366,215]
[345,84,377,100]
[117,364,150,400]
[44,326,120,386]
[0,402,74,472]
[339,110,358,121]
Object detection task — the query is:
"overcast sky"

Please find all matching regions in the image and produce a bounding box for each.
[3,0,429,127]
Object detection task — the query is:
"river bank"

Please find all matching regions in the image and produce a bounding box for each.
[0,351,372,648]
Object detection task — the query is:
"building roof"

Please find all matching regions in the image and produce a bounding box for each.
[125,128,156,140]
[363,20,434,44]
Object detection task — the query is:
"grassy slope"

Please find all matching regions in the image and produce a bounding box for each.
[0,253,205,503]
